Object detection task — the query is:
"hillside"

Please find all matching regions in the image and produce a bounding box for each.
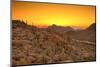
[67,23,96,42]
[12,20,96,66]
[86,23,96,31]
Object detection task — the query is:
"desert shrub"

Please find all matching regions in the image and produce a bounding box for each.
[12,20,96,65]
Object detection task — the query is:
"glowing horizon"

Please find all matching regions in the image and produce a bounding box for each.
[12,1,96,29]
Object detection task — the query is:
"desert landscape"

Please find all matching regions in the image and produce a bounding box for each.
[12,1,96,66]
[12,20,96,66]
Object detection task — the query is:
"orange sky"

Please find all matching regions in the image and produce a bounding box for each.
[12,1,96,29]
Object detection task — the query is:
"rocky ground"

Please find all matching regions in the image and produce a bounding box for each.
[12,20,96,66]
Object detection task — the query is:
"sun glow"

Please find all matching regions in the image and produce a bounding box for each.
[12,1,96,29]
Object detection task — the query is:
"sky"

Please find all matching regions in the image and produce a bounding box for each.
[12,1,96,29]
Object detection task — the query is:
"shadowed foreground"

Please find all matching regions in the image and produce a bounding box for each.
[12,20,96,66]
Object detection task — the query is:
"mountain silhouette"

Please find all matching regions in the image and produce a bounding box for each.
[86,23,96,31]
[48,24,74,34]
[68,23,96,42]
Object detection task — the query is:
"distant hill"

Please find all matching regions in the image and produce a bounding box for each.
[86,23,96,31]
[48,24,74,34]
[68,23,96,42]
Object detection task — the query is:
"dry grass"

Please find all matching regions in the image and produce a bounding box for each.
[12,20,96,65]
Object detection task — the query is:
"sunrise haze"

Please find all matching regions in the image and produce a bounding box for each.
[12,1,96,29]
